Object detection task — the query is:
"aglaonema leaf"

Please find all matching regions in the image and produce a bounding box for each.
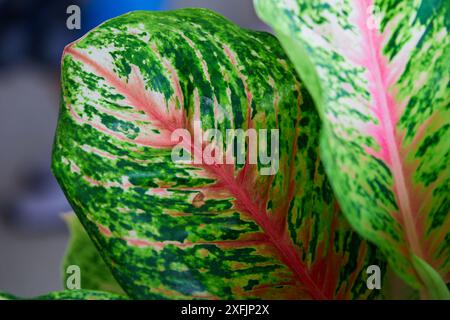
[62,212,126,295]
[52,9,383,299]
[254,0,449,297]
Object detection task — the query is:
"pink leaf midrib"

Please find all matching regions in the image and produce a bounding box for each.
[64,44,329,300]
[356,0,424,261]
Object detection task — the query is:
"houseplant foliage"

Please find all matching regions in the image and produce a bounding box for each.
[254,0,449,298]
[47,8,385,300]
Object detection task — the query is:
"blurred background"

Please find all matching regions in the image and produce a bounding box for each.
[0,0,269,297]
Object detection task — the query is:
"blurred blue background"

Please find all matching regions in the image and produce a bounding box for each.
[0,0,268,297]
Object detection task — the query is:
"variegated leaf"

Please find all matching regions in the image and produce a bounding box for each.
[35,290,127,300]
[254,0,449,297]
[53,9,383,300]
[62,212,126,295]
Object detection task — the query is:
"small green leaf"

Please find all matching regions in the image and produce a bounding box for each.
[0,292,17,300]
[62,212,126,295]
[35,290,127,300]
[0,289,126,300]
[412,256,450,300]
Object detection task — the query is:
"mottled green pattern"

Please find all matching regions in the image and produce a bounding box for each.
[53,9,383,299]
[255,0,449,296]
[35,290,126,300]
[62,212,126,295]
